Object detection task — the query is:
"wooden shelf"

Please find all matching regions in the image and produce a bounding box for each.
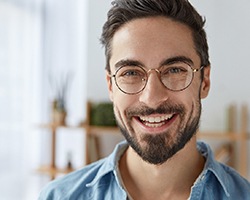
[83,125,119,134]
[197,104,249,178]
[36,124,118,178]
[198,132,249,141]
[37,166,74,179]
[38,123,118,134]
[36,101,120,179]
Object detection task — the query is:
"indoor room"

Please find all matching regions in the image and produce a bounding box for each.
[0,0,250,199]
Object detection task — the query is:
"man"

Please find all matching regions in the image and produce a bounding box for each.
[39,0,250,199]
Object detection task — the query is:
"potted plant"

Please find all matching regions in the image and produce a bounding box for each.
[49,72,72,126]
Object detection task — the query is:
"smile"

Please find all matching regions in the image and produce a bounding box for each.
[137,114,175,128]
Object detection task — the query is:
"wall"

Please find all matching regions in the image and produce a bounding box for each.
[86,0,112,102]
[191,0,250,132]
[87,0,250,133]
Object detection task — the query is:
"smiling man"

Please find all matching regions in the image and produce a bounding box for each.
[39,0,250,199]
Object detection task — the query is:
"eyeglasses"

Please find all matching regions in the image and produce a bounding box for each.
[109,62,204,95]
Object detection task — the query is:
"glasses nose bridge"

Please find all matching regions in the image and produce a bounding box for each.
[144,68,163,88]
[146,68,161,79]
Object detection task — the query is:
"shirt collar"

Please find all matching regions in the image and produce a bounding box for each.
[86,140,128,187]
[197,141,230,197]
[86,140,230,198]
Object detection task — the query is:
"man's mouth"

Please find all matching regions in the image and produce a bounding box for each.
[136,114,175,128]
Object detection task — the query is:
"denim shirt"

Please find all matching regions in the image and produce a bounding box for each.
[39,141,250,200]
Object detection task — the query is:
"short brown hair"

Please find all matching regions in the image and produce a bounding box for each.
[101,0,210,72]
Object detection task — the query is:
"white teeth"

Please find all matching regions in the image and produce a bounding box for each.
[144,121,165,128]
[140,114,173,123]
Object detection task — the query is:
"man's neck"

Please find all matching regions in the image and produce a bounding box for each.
[119,137,205,200]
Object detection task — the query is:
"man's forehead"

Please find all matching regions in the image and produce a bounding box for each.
[110,16,198,70]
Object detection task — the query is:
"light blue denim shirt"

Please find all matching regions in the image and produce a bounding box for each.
[39,141,250,200]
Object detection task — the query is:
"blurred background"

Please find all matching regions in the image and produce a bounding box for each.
[0,0,250,199]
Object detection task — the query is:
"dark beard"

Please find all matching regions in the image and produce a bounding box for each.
[116,101,201,165]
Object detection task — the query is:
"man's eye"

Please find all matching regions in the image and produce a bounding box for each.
[124,70,138,76]
[169,67,183,74]
[162,66,187,75]
[121,69,143,77]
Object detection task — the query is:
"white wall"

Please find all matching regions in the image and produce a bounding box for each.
[86,0,112,102]
[86,0,250,133]
[190,0,250,132]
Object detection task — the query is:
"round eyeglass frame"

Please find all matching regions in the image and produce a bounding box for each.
[109,65,204,95]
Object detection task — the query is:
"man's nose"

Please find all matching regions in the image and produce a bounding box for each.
[139,71,169,108]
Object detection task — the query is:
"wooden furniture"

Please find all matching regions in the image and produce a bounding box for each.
[37,103,249,179]
[198,130,249,177]
[37,124,80,179]
[37,102,119,179]
[198,104,249,178]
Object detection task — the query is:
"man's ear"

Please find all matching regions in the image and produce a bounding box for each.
[200,66,211,99]
[106,71,114,101]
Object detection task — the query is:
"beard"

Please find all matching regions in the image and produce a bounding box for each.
[115,100,201,165]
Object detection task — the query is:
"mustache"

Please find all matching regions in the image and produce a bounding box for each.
[126,102,185,118]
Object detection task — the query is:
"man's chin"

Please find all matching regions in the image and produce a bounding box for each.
[116,112,200,165]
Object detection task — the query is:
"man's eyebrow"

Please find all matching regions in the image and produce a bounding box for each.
[160,56,194,67]
[114,59,143,69]
[114,56,194,70]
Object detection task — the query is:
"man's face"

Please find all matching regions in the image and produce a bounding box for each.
[106,17,210,165]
